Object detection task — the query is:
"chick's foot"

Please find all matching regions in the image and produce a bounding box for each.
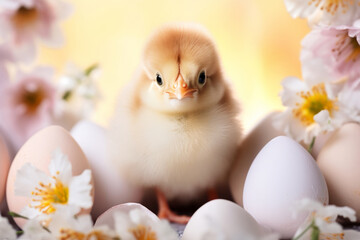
[156,188,191,224]
[207,188,219,201]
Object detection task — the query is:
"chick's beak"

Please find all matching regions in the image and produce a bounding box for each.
[166,74,197,100]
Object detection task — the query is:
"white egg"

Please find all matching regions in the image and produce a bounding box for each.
[0,133,10,204]
[243,136,328,239]
[94,202,158,229]
[71,120,143,218]
[229,111,284,206]
[182,199,276,240]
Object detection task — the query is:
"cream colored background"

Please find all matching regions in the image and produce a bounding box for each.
[39,0,309,133]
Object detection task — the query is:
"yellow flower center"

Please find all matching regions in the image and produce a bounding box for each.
[129,225,157,240]
[31,173,69,214]
[308,0,359,15]
[59,229,116,240]
[12,6,38,29]
[293,84,337,126]
[320,233,345,240]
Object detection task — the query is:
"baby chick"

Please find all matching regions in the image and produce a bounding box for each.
[108,23,242,223]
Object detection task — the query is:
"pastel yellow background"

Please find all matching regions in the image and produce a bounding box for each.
[39,0,309,133]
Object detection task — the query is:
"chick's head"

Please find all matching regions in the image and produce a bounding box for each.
[139,24,226,114]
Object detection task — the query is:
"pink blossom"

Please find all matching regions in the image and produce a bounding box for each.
[0,42,30,63]
[0,58,9,89]
[284,0,360,26]
[0,0,72,61]
[0,45,10,88]
[0,67,57,149]
[301,22,360,85]
[0,63,9,89]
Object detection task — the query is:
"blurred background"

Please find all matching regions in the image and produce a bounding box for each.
[38,0,309,133]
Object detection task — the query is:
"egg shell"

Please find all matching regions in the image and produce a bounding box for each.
[71,120,143,219]
[229,111,284,206]
[311,131,333,159]
[317,123,360,218]
[94,202,158,229]
[243,136,328,238]
[0,133,10,203]
[6,125,93,228]
[182,199,272,240]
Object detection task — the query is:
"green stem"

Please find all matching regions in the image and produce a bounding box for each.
[311,225,320,240]
[62,63,99,101]
[292,221,314,240]
[62,90,72,101]
[8,211,29,220]
[84,63,99,76]
[308,137,316,154]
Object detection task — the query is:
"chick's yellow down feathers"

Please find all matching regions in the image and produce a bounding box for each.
[108,23,242,200]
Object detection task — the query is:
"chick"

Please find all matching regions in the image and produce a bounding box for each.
[108,23,242,223]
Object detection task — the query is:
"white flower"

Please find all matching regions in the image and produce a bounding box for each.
[0,214,17,240]
[18,209,117,240]
[338,78,360,122]
[284,0,360,26]
[114,208,178,240]
[0,0,72,61]
[48,210,117,240]
[19,218,54,240]
[57,62,102,119]
[14,148,92,219]
[295,230,360,240]
[293,198,357,240]
[274,76,353,144]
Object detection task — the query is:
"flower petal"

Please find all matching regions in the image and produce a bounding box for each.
[114,212,136,240]
[153,220,178,240]
[315,218,342,233]
[49,148,72,184]
[20,206,42,219]
[0,215,17,240]
[317,205,357,222]
[68,169,93,210]
[344,229,360,239]
[19,217,54,240]
[284,0,317,19]
[314,110,331,128]
[14,162,49,197]
[284,0,360,26]
[280,77,306,106]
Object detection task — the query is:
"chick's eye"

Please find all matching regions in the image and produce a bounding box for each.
[156,74,163,86]
[198,71,206,85]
